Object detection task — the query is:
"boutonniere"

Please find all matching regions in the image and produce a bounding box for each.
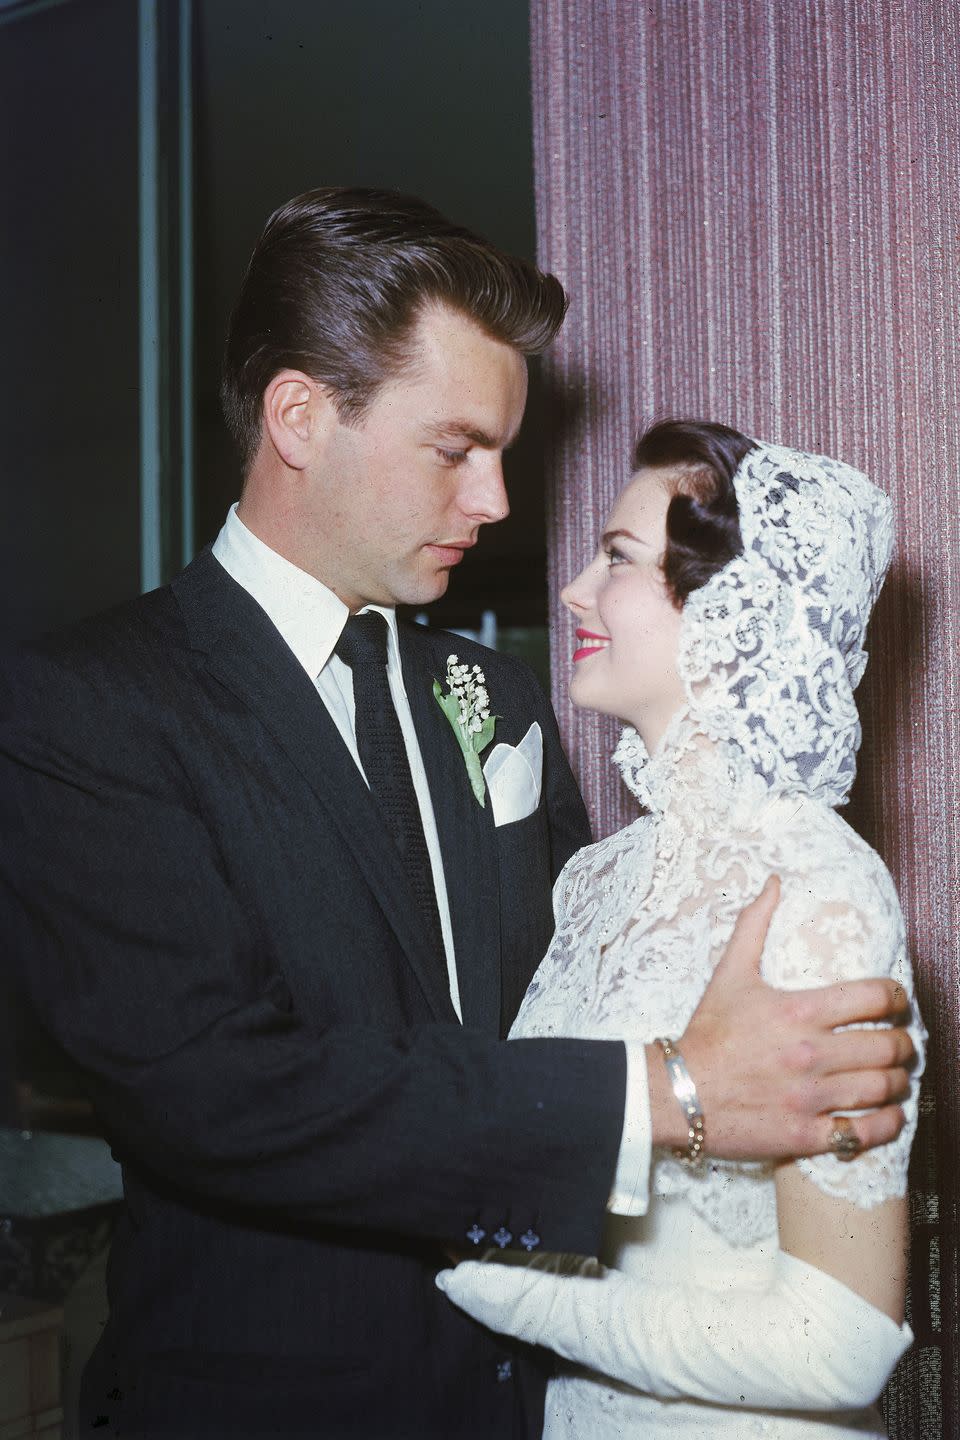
[433,655,498,806]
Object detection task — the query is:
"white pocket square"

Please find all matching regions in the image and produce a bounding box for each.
[482,722,543,827]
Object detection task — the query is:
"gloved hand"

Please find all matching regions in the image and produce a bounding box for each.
[436,1249,911,1412]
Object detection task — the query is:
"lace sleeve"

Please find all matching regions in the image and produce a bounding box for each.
[761,846,925,1207]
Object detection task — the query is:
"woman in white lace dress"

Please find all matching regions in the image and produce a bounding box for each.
[439,421,925,1439]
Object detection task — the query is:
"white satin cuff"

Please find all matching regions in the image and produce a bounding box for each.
[607,1040,651,1215]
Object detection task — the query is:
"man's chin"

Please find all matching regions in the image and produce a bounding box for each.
[400,571,452,607]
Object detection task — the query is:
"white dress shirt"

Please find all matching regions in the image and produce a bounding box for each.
[212,502,463,1019]
[211,504,651,1215]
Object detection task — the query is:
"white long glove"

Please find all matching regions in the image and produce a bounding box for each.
[437,1249,911,1412]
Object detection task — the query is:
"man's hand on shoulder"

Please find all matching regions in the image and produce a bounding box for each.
[649,878,914,1160]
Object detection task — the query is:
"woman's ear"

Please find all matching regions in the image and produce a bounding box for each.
[261,369,337,470]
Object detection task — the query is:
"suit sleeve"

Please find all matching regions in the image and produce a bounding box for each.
[0,642,623,1254]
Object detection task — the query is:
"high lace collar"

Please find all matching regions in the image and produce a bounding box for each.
[613,442,893,820]
[612,716,781,828]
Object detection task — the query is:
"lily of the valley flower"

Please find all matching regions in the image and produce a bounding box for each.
[433,655,498,806]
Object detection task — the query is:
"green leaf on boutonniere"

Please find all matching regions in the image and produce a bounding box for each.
[433,655,498,806]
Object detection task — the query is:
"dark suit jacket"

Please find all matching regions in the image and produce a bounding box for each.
[0,549,626,1439]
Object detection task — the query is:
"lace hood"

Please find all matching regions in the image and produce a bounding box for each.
[614,442,894,815]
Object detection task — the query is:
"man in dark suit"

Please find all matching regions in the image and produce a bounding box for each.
[0,189,913,1440]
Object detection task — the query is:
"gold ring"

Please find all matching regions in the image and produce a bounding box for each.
[828,1116,861,1162]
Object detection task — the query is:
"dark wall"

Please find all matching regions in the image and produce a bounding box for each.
[194,0,548,626]
[0,0,545,641]
[0,0,141,640]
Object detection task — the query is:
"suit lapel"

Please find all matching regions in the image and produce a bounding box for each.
[171,551,457,1023]
[399,625,502,1035]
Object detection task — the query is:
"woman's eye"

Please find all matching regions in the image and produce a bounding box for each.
[604,547,627,567]
[436,448,469,466]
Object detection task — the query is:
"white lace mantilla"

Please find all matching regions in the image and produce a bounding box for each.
[513,443,924,1244]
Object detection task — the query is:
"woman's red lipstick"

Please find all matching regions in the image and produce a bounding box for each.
[573,628,610,662]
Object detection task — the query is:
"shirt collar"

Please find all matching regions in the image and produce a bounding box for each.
[211,503,400,679]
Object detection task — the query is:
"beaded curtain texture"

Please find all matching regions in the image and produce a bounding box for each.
[530,2,959,1436]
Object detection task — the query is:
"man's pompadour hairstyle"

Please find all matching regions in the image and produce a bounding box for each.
[221,187,569,471]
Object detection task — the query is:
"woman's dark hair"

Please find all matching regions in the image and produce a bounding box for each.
[221,187,569,471]
[632,419,756,605]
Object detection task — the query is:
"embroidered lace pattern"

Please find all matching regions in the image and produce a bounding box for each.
[512,443,924,1244]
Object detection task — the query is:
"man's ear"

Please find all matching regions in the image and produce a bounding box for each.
[261,369,338,470]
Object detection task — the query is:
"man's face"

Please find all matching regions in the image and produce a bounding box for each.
[305,304,528,610]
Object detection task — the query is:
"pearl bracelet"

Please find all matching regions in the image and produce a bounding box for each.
[656,1036,705,1167]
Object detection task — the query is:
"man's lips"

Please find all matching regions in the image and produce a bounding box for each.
[573,628,610,662]
[426,540,475,566]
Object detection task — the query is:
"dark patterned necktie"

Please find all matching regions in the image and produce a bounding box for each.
[334,613,446,970]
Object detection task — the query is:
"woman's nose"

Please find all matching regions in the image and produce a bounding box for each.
[561,562,595,615]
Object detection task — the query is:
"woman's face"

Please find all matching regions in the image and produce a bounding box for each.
[561,467,687,750]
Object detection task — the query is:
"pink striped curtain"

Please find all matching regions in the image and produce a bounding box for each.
[531,2,959,1434]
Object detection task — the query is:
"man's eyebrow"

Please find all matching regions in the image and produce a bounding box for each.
[601,527,648,547]
[423,420,520,449]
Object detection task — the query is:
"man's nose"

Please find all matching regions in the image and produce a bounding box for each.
[462,455,509,524]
